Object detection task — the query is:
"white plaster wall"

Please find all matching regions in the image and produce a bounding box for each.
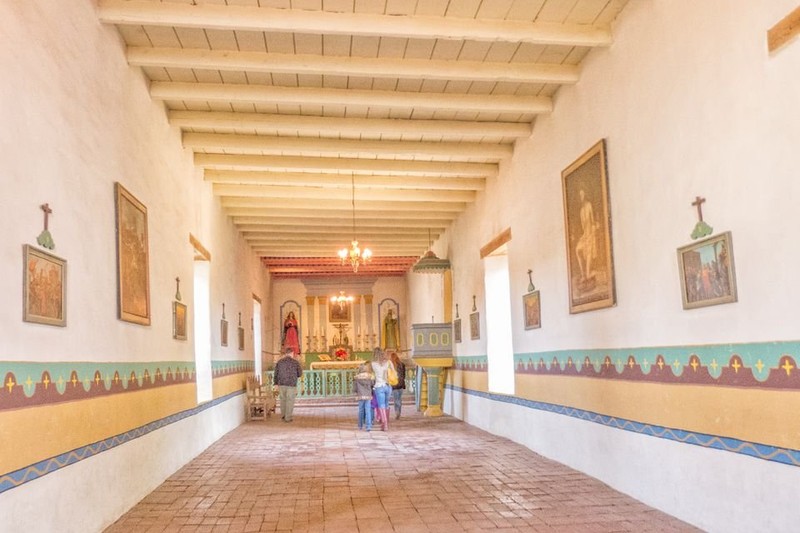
[0,395,245,533]
[427,0,800,529]
[445,389,800,532]
[0,0,270,528]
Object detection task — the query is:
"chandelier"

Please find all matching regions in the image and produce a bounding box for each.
[337,174,372,272]
[330,290,354,309]
[412,229,451,273]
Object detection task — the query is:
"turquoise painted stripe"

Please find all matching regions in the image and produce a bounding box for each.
[0,360,253,397]
[453,340,800,381]
[0,389,244,495]
[447,384,800,468]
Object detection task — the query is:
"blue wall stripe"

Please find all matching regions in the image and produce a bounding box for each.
[0,390,244,495]
[447,384,800,468]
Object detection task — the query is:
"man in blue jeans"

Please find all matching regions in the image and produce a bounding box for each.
[274,348,303,422]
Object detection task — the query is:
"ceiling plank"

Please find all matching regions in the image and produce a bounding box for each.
[220,196,466,211]
[128,47,580,84]
[98,1,613,47]
[151,82,553,114]
[237,221,445,233]
[184,132,512,160]
[206,171,485,191]
[169,111,532,139]
[195,154,498,177]
[213,183,476,202]
[231,214,455,224]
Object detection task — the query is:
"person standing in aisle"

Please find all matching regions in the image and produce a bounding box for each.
[274,347,303,422]
[389,351,406,420]
[370,348,395,431]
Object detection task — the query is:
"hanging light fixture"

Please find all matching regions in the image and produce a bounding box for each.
[337,174,372,272]
[412,229,451,273]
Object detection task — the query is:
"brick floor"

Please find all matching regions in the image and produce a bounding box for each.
[105,406,698,532]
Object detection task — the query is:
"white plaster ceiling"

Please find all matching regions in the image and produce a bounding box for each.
[97,0,630,277]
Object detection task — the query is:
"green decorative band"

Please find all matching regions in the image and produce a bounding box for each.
[0,360,253,412]
[453,341,800,389]
[447,385,800,468]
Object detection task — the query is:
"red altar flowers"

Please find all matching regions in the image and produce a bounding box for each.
[334,347,348,361]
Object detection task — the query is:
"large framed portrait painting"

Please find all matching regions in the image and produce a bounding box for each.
[561,140,616,314]
[23,245,66,327]
[115,183,150,325]
[677,231,737,310]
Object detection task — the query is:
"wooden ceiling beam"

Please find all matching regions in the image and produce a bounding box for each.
[205,171,484,192]
[232,214,454,225]
[184,133,512,160]
[98,1,612,47]
[151,82,552,115]
[213,184,474,203]
[128,47,580,85]
[195,154,496,177]
[240,226,442,236]
[169,111,531,139]
[220,196,465,211]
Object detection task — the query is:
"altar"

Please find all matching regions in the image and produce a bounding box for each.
[309,359,366,370]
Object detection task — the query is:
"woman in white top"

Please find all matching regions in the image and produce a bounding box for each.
[370,347,396,431]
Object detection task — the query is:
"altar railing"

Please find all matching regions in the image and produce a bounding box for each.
[264,366,417,399]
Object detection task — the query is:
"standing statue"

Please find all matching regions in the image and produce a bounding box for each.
[282,311,300,355]
[381,309,401,350]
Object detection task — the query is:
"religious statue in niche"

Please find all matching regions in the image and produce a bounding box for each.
[282,311,300,355]
[382,309,400,350]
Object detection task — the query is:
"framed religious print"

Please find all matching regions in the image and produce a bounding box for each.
[469,311,480,340]
[220,319,229,346]
[453,318,462,343]
[22,245,67,327]
[677,231,737,310]
[562,139,616,314]
[115,182,150,325]
[173,301,187,340]
[523,291,541,330]
[237,326,245,351]
[329,300,352,323]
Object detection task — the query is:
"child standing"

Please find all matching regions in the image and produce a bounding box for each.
[354,363,375,431]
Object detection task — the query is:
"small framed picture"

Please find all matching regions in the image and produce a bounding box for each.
[237,326,245,351]
[173,301,187,340]
[115,182,151,325]
[523,291,541,330]
[23,245,67,327]
[220,319,229,346]
[470,312,480,340]
[453,318,462,343]
[677,231,737,310]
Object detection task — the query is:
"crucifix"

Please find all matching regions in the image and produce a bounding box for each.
[527,269,536,292]
[692,196,706,222]
[175,277,182,301]
[37,203,55,250]
[690,196,713,240]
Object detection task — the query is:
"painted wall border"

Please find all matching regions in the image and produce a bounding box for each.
[447,384,800,468]
[0,389,244,495]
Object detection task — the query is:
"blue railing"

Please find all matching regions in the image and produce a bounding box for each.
[265,367,416,399]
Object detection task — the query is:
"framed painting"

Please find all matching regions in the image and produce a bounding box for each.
[220,319,229,346]
[329,301,352,323]
[470,311,480,340]
[562,139,616,314]
[115,182,150,325]
[523,291,541,330]
[237,326,245,351]
[22,245,66,327]
[173,301,187,340]
[677,231,737,310]
[453,318,462,343]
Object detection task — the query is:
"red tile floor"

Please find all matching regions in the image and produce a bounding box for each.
[106,405,698,532]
